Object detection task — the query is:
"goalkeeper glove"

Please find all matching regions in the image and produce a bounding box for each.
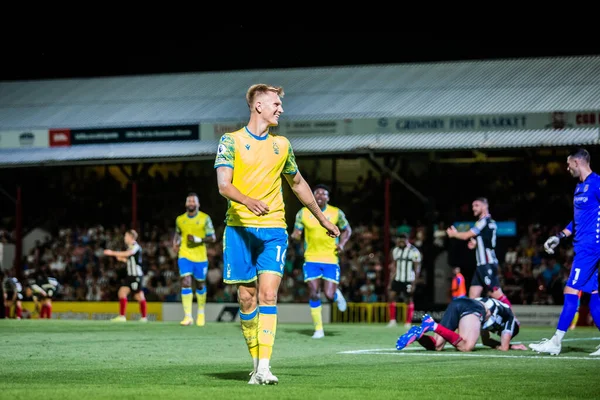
[544,231,566,254]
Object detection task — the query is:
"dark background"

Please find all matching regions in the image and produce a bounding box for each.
[3,30,600,81]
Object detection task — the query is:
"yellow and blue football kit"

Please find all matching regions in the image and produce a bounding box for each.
[176,210,214,325]
[214,125,298,368]
[214,126,298,284]
[295,205,349,284]
[175,211,215,280]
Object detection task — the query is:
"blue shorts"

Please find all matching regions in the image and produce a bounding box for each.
[303,262,340,283]
[223,226,288,284]
[568,249,600,293]
[178,258,208,281]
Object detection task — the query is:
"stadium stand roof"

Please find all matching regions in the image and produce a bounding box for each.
[1,128,598,167]
[1,55,600,130]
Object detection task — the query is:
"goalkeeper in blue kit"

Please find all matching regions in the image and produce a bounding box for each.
[529,149,600,356]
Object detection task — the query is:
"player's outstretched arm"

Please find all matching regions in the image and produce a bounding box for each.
[104,248,134,258]
[284,172,339,238]
[446,225,476,241]
[216,166,269,216]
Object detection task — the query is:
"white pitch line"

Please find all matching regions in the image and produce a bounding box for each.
[344,351,600,361]
[338,336,600,359]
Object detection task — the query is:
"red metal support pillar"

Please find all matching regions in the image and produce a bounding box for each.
[15,186,22,276]
[131,181,137,231]
[383,177,391,289]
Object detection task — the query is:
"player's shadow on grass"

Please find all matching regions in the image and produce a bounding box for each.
[206,371,251,381]
[281,328,340,337]
[563,346,592,353]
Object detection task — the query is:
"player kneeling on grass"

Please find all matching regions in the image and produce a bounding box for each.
[396,297,527,352]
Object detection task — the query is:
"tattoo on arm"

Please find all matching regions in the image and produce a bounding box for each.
[305,199,321,217]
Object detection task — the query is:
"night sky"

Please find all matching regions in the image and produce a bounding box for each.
[3,29,600,81]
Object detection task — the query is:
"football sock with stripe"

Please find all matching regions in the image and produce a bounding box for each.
[258,305,277,370]
[196,285,207,316]
[181,287,193,318]
[240,307,259,370]
[310,299,323,332]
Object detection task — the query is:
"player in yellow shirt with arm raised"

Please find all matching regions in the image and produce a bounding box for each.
[215,84,339,385]
[291,183,352,339]
[173,193,216,326]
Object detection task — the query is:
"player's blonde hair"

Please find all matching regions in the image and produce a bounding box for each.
[246,84,284,108]
[126,229,138,240]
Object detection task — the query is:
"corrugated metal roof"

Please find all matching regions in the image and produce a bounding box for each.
[1,128,597,167]
[290,128,600,153]
[0,56,599,130]
[0,141,216,167]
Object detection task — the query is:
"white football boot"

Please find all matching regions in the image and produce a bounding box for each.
[529,338,561,355]
[589,344,600,356]
[248,370,259,385]
[312,329,325,339]
[255,366,279,385]
[335,288,347,312]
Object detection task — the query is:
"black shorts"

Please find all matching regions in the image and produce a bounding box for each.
[471,263,501,292]
[511,323,520,339]
[440,297,486,331]
[124,276,143,293]
[5,291,23,301]
[391,280,412,302]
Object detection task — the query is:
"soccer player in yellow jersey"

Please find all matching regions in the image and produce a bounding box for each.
[173,193,216,326]
[291,184,352,339]
[215,84,339,385]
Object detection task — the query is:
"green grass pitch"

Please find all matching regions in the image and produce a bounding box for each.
[1,320,599,399]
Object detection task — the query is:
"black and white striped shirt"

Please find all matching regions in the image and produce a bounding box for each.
[470,215,498,266]
[478,297,518,336]
[126,243,143,277]
[392,244,422,282]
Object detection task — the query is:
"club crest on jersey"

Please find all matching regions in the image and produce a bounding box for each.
[273,141,279,154]
[584,184,589,192]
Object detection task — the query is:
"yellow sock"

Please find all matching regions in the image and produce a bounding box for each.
[196,287,207,314]
[240,307,259,367]
[258,305,277,366]
[181,288,193,317]
[310,299,323,331]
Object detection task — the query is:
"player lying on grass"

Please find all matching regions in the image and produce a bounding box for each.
[396,297,527,352]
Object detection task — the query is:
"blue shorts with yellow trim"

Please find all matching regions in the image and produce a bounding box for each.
[223,226,288,284]
[303,262,340,283]
[178,258,208,281]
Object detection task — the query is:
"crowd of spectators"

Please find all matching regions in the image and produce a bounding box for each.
[0,152,582,306]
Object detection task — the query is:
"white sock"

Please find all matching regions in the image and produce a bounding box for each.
[258,358,270,370]
[554,330,566,343]
[253,358,258,371]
